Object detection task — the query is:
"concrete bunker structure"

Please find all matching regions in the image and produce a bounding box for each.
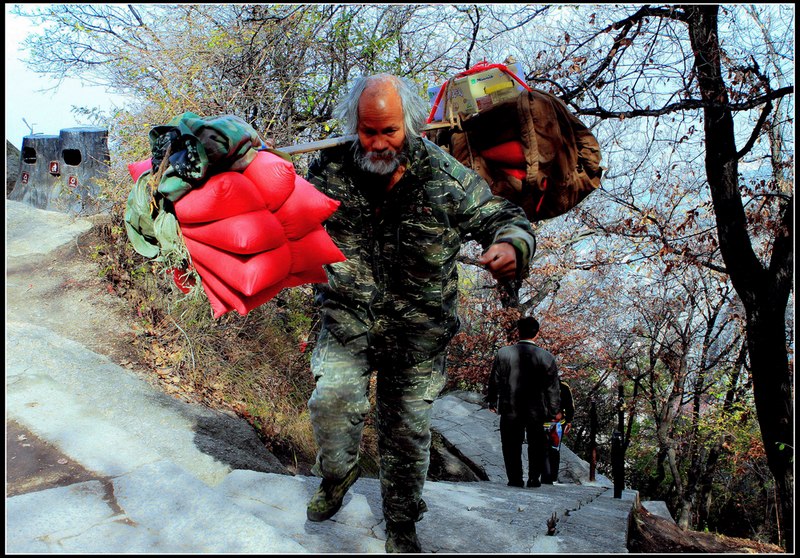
[9,127,110,215]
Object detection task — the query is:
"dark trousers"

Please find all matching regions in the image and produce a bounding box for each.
[542,443,561,483]
[499,415,546,485]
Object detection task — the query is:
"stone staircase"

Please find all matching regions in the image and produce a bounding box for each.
[5,200,639,553]
[6,319,637,554]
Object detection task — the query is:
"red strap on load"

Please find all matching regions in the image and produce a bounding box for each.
[427,60,532,124]
[501,167,527,181]
[536,178,548,214]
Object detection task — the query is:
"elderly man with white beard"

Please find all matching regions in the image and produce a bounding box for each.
[303,73,536,553]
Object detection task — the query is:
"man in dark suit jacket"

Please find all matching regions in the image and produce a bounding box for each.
[486,316,561,488]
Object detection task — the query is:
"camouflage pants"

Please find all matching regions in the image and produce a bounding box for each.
[307,327,447,523]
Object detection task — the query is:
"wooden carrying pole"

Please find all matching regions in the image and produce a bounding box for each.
[276,122,454,155]
[277,134,357,155]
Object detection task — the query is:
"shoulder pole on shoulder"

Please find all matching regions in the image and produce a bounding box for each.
[276,121,455,155]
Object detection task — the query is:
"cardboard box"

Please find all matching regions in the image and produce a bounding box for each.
[448,67,523,116]
[428,64,526,121]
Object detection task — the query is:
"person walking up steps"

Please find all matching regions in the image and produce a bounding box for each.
[304,73,535,553]
[542,378,574,484]
[486,316,561,488]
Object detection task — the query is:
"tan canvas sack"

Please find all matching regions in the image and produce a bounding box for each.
[434,89,603,221]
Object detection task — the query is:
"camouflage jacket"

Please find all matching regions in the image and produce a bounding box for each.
[307,136,536,366]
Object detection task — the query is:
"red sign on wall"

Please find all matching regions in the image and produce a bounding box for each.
[49,161,60,175]
[21,172,29,185]
[68,176,78,189]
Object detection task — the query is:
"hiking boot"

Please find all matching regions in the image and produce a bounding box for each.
[306,464,361,522]
[385,520,421,553]
[526,478,541,488]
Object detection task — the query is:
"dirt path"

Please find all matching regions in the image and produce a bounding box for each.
[6,216,143,368]
[6,214,157,496]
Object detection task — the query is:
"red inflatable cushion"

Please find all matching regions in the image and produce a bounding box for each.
[196,268,236,318]
[242,151,297,212]
[288,226,346,274]
[274,175,340,240]
[174,172,265,224]
[183,236,292,297]
[128,158,153,182]
[480,141,526,167]
[191,259,284,318]
[129,148,346,318]
[180,209,288,255]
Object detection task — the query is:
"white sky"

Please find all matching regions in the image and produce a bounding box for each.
[5,5,129,149]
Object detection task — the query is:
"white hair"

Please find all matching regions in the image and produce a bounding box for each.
[332,73,429,137]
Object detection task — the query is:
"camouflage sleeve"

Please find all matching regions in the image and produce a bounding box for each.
[306,154,326,191]
[455,168,536,273]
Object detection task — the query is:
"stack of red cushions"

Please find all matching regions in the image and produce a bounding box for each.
[479,140,527,181]
[127,151,345,318]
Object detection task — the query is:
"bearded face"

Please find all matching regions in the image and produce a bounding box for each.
[353,139,409,175]
[354,83,409,176]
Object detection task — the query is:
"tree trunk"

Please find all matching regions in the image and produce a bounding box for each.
[683,382,704,531]
[649,447,668,495]
[686,5,794,551]
[746,305,794,548]
[696,446,719,531]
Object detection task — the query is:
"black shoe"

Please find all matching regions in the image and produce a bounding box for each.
[306,464,361,522]
[417,498,428,520]
[526,479,541,488]
[385,520,421,553]
[507,480,524,487]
